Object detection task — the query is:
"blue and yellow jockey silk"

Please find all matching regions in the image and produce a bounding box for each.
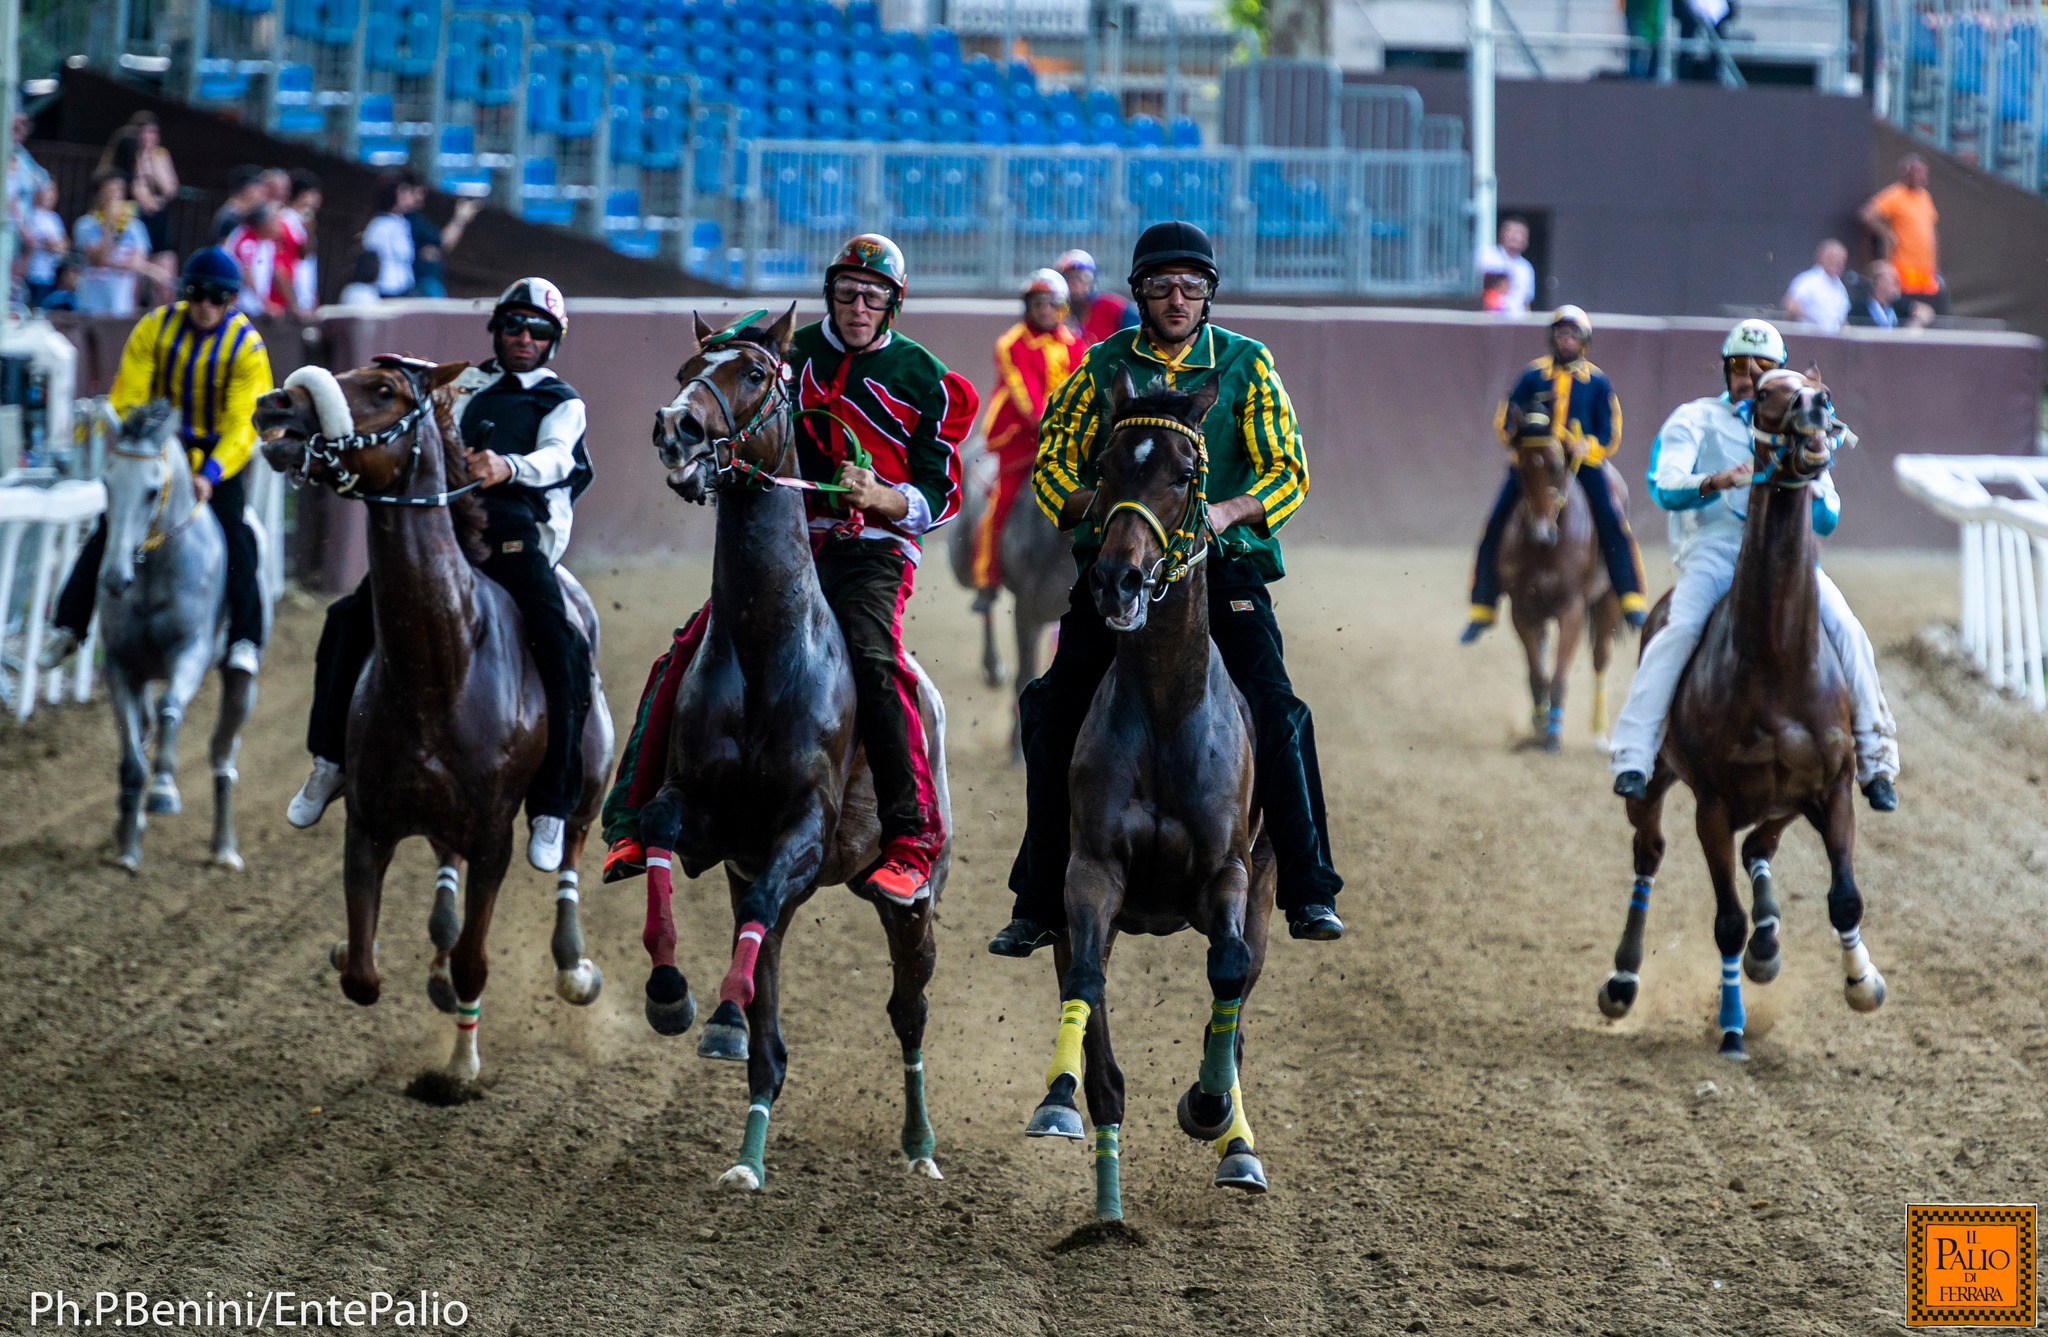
[1494,355,1622,468]
[109,302,274,486]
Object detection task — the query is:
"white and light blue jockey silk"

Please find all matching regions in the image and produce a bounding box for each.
[1646,394,1839,563]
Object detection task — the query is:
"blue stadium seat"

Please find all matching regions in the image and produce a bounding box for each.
[974,107,1008,144]
[356,93,410,165]
[196,57,248,104]
[521,157,577,226]
[927,25,961,64]
[931,105,968,143]
[893,104,930,141]
[285,0,319,40]
[274,62,325,136]
[610,75,645,162]
[686,218,724,278]
[641,103,682,170]
[1086,110,1123,145]
[605,188,660,258]
[768,103,804,138]
[885,30,925,61]
[1951,12,1987,95]
[1169,115,1201,148]
[646,42,684,74]
[811,103,849,138]
[445,19,482,101]
[475,18,520,106]
[1125,114,1164,148]
[437,125,493,195]
[1007,59,1038,92]
[853,104,886,139]
[317,0,359,46]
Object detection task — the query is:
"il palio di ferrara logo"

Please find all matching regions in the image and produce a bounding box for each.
[1906,1203,2036,1327]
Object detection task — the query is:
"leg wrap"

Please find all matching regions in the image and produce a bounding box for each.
[1046,998,1090,1089]
[555,867,580,903]
[642,850,677,968]
[1212,1081,1254,1157]
[738,1100,771,1174]
[1199,998,1241,1097]
[720,921,767,1008]
[455,999,481,1033]
[1094,1125,1123,1221]
[902,1050,936,1163]
[1717,956,1744,1034]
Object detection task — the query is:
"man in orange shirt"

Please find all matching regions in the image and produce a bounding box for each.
[1860,154,1944,315]
[972,268,1080,607]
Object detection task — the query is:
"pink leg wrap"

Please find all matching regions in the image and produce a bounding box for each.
[642,849,677,968]
[720,921,767,1008]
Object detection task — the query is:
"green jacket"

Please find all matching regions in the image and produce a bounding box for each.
[1032,322,1308,581]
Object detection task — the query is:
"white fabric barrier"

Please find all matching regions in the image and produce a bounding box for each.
[0,480,107,720]
[1894,453,2048,708]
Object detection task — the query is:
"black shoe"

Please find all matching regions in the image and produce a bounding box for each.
[1458,619,1491,645]
[1286,904,1344,941]
[987,917,1057,957]
[1862,776,1898,812]
[1613,770,1649,801]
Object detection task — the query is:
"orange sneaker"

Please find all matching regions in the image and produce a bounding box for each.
[863,854,930,906]
[602,837,646,883]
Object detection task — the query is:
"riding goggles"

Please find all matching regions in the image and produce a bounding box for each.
[184,282,238,307]
[1135,274,1215,301]
[497,311,562,339]
[828,279,896,310]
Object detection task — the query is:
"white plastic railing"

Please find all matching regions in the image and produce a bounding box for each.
[0,480,107,720]
[1894,453,2048,707]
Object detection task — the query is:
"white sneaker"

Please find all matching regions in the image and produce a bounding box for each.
[36,627,79,670]
[287,758,346,829]
[527,816,566,872]
[225,639,261,675]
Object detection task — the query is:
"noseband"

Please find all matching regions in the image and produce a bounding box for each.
[1750,392,1855,491]
[302,357,481,507]
[1102,414,1210,600]
[672,323,864,500]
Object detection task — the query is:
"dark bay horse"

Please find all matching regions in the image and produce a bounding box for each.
[1022,371,1277,1222]
[947,442,1070,719]
[640,306,951,1191]
[256,357,614,1088]
[1496,428,1621,751]
[1597,370,1883,1061]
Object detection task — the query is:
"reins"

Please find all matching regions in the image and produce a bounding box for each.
[677,320,870,508]
[1100,413,1210,599]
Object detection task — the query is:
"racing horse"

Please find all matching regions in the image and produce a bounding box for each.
[1021,371,1277,1221]
[1596,369,1884,1060]
[96,401,261,873]
[640,306,951,1190]
[1496,408,1622,751]
[255,357,614,1090]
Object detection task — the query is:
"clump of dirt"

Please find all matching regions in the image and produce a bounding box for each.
[404,1071,486,1106]
[1050,1219,1147,1253]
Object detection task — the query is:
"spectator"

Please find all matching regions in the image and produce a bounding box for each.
[258,167,292,207]
[1623,0,1662,76]
[362,172,424,297]
[37,257,81,313]
[408,187,483,298]
[337,249,383,306]
[73,171,161,317]
[282,171,323,311]
[1846,260,1901,329]
[1480,267,1513,314]
[1783,239,1850,331]
[226,202,288,316]
[1860,153,1945,315]
[212,164,267,242]
[6,113,50,231]
[21,179,68,307]
[1477,217,1536,315]
[103,113,180,305]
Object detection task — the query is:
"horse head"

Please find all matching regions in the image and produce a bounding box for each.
[99,401,185,598]
[655,303,800,504]
[1089,366,1219,633]
[256,357,468,497]
[1513,436,1570,547]
[1751,367,1851,487]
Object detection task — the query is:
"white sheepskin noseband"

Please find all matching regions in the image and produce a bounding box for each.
[284,365,356,441]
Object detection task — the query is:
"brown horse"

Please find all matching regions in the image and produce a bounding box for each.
[1021,371,1277,1222]
[1496,431,1621,751]
[1597,369,1883,1061]
[638,306,950,1191]
[255,357,614,1090]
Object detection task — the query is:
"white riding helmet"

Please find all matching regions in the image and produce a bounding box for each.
[1550,304,1592,337]
[1023,268,1070,306]
[1722,318,1786,365]
[490,276,569,362]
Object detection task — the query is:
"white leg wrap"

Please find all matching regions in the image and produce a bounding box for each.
[556,868,580,903]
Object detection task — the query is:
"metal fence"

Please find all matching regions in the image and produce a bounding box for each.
[738,141,1473,296]
[1877,0,2046,196]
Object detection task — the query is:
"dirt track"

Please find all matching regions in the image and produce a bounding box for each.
[4,546,2044,1336]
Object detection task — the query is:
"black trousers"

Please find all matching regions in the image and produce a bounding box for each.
[55,470,266,646]
[307,523,592,819]
[1007,555,1343,922]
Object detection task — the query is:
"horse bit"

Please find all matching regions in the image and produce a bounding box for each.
[298,356,482,508]
[1103,414,1211,601]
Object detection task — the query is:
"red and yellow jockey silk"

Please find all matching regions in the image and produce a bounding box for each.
[974,320,1079,586]
[1074,292,1137,350]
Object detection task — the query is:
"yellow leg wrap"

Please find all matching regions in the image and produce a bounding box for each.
[1211,1080,1254,1157]
[1466,604,1497,625]
[1045,998,1091,1089]
[1590,674,1608,734]
[1619,591,1648,615]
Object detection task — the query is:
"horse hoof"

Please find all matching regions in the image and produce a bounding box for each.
[1718,1030,1749,1062]
[1025,1099,1086,1140]
[339,974,381,1007]
[331,941,349,971]
[1541,732,1562,754]
[1743,943,1782,985]
[643,965,698,1036]
[556,959,603,1006]
[1596,973,1637,1019]
[1846,969,1887,1013]
[1176,1083,1235,1141]
[907,1157,944,1180]
[115,852,142,875]
[145,782,181,815]
[427,965,459,1015]
[210,849,245,872]
[718,1163,763,1192]
[1216,1145,1268,1194]
[697,1000,749,1060]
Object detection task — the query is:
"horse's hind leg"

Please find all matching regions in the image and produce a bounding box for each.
[981,602,1006,688]
[1512,610,1550,742]
[699,804,827,1060]
[1695,797,1751,1061]
[1599,764,1675,1019]
[720,917,794,1191]
[1588,592,1620,737]
[1180,857,1268,1196]
[1738,816,1796,984]
[424,845,465,1014]
[1808,784,1886,1013]
[549,822,602,1005]
[205,663,257,870]
[440,836,512,1084]
[875,894,941,1179]
[107,669,151,873]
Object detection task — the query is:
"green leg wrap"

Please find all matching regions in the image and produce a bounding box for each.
[901,1050,936,1163]
[1199,998,1241,1097]
[598,661,663,845]
[736,1100,771,1180]
[1094,1124,1123,1221]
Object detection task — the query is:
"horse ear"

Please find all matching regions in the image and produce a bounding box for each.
[1802,362,1823,382]
[692,311,714,348]
[767,301,799,354]
[1187,377,1220,421]
[427,361,469,390]
[1109,365,1138,415]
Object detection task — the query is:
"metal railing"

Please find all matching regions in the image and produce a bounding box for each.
[1877,0,2045,196]
[737,141,1473,296]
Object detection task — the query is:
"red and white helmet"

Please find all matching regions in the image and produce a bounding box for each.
[490,277,568,361]
[1023,267,1070,306]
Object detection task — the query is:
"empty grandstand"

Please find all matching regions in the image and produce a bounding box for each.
[1879,0,2047,197]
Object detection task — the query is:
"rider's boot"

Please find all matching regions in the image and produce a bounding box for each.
[987,917,1058,957]
[603,836,646,882]
[527,816,566,872]
[287,757,347,829]
[862,844,931,907]
[1612,770,1649,801]
[1861,776,1898,812]
[1286,903,1345,941]
[37,626,80,670]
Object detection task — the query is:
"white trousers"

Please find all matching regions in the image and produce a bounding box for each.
[1609,534,1899,783]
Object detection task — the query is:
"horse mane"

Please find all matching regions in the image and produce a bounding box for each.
[430,387,490,567]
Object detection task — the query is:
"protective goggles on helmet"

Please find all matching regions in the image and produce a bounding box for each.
[184,281,238,307]
[828,277,896,310]
[1135,273,1215,301]
[496,311,561,339]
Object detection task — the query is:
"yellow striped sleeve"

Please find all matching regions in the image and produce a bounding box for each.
[993,326,1035,418]
[1603,386,1623,464]
[1240,351,1307,532]
[1033,359,1097,522]
[109,306,169,417]
[205,322,274,482]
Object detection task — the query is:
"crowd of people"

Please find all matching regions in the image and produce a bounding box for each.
[1782,154,1947,333]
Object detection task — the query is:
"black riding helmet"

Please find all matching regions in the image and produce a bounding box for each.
[1127,221,1219,343]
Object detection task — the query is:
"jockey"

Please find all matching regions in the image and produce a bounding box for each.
[599,234,980,904]
[1461,306,1648,642]
[287,277,598,872]
[988,220,1346,956]
[1610,318,1900,809]
[40,247,272,675]
[1055,248,1139,348]
[970,266,1081,609]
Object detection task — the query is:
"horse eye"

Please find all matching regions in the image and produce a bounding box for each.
[746,367,766,384]
[377,384,393,398]
[1176,470,1197,486]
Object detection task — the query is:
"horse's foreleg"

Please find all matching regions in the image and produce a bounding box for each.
[1738,815,1796,984]
[145,643,211,817]
[981,603,1005,689]
[1181,857,1267,1196]
[1026,857,1120,1151]
[1599,766,1674,1019]
[1078,931,1128,1221]
[1512,611,1549,739]
[720,921,792,1192]
[549,822,602,1005]
[1695,797,1750,1061]
[1544,603,1587,752]
[336,826,394,1007]
[876,894,941,1178]
[636,788,698,1037]
[1809,784,1885,1013]
[442,836,512,1084]
[205,662,258,871]
[424,846,464,1014]
[1589,592,1620,736]
[700,806,826,1058]
[107,669,150,873]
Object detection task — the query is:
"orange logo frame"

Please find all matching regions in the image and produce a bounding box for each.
[1906,1203,2036,1328]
